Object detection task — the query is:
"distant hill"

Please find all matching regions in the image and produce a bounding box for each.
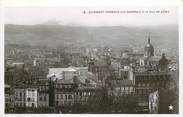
[5,24,178,49]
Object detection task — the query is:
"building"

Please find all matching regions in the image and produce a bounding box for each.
[135,71,172,113]
[75,86,102,105]
[14,86,26,108]
[5,84,14,111]
[139,34,160,69]
[106,79,135,97]
[28,66,48,81]
[158,53,169,72]
[144,34,154,57]
[54,79,77,107]
[14,84,38,108]
[120,52,130,68]
[47,67,78,81]
[118,66,135,82]
[88,57,111,86]
[37,80,49,107]
[5,67,15,86]
[25,87,38,108]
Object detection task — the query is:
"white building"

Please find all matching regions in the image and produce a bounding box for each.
[25,88,38,108]
[47,66,88,81]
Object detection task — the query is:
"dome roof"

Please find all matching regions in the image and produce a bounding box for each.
[145,43,153,48]
[145,34,154,49]
[144,33,154,57]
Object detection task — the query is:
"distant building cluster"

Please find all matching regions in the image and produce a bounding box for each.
[5,34,178,114]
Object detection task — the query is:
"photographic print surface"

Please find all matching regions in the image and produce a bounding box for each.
[4,6,179,114]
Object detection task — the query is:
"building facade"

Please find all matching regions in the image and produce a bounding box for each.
[25,87,38,108]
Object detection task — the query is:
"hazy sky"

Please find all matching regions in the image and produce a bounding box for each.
[4,7,178,26]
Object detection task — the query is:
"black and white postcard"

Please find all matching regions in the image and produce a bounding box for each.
[1,0,182,116]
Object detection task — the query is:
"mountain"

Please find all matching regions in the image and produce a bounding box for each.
[5,24,178,49]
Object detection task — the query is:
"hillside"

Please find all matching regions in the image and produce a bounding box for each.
[5,24,178,49]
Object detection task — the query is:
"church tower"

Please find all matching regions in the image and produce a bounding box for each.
[144,33,154,57]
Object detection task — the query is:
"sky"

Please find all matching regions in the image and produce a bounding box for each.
[4,7,178,26]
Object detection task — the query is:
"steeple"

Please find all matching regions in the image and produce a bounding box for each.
[148,33,150,43]
[144,33,154,57]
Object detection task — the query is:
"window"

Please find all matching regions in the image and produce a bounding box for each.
[68,101,71,106]
[44,96,46,101]
[27,97,31,102]
[60,94,63,99]
[56,101,59,106]
[32,103,34,108]
[39,97,42,101]
[65,95,67,99]
[68,95,72,99]
[39,87,42,91]
[61,101,64,105]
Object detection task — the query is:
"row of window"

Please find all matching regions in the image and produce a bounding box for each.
[136,82,169,87]
[27,97,37,102]
[117,91,135,95]
[136,75,170,80]
[15,102,25,107]
[27,89,36,92]
[115,87,134,91]
[55,94,73,100]
[39,95,48,101]
[55,101,73,106]
[55,84,72,89]
[14,101,37,108]
[27,92,37,97]
[75,91,94,96]
[136,89,153,95]
[38,86,49,91]
[15,92,25,97]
